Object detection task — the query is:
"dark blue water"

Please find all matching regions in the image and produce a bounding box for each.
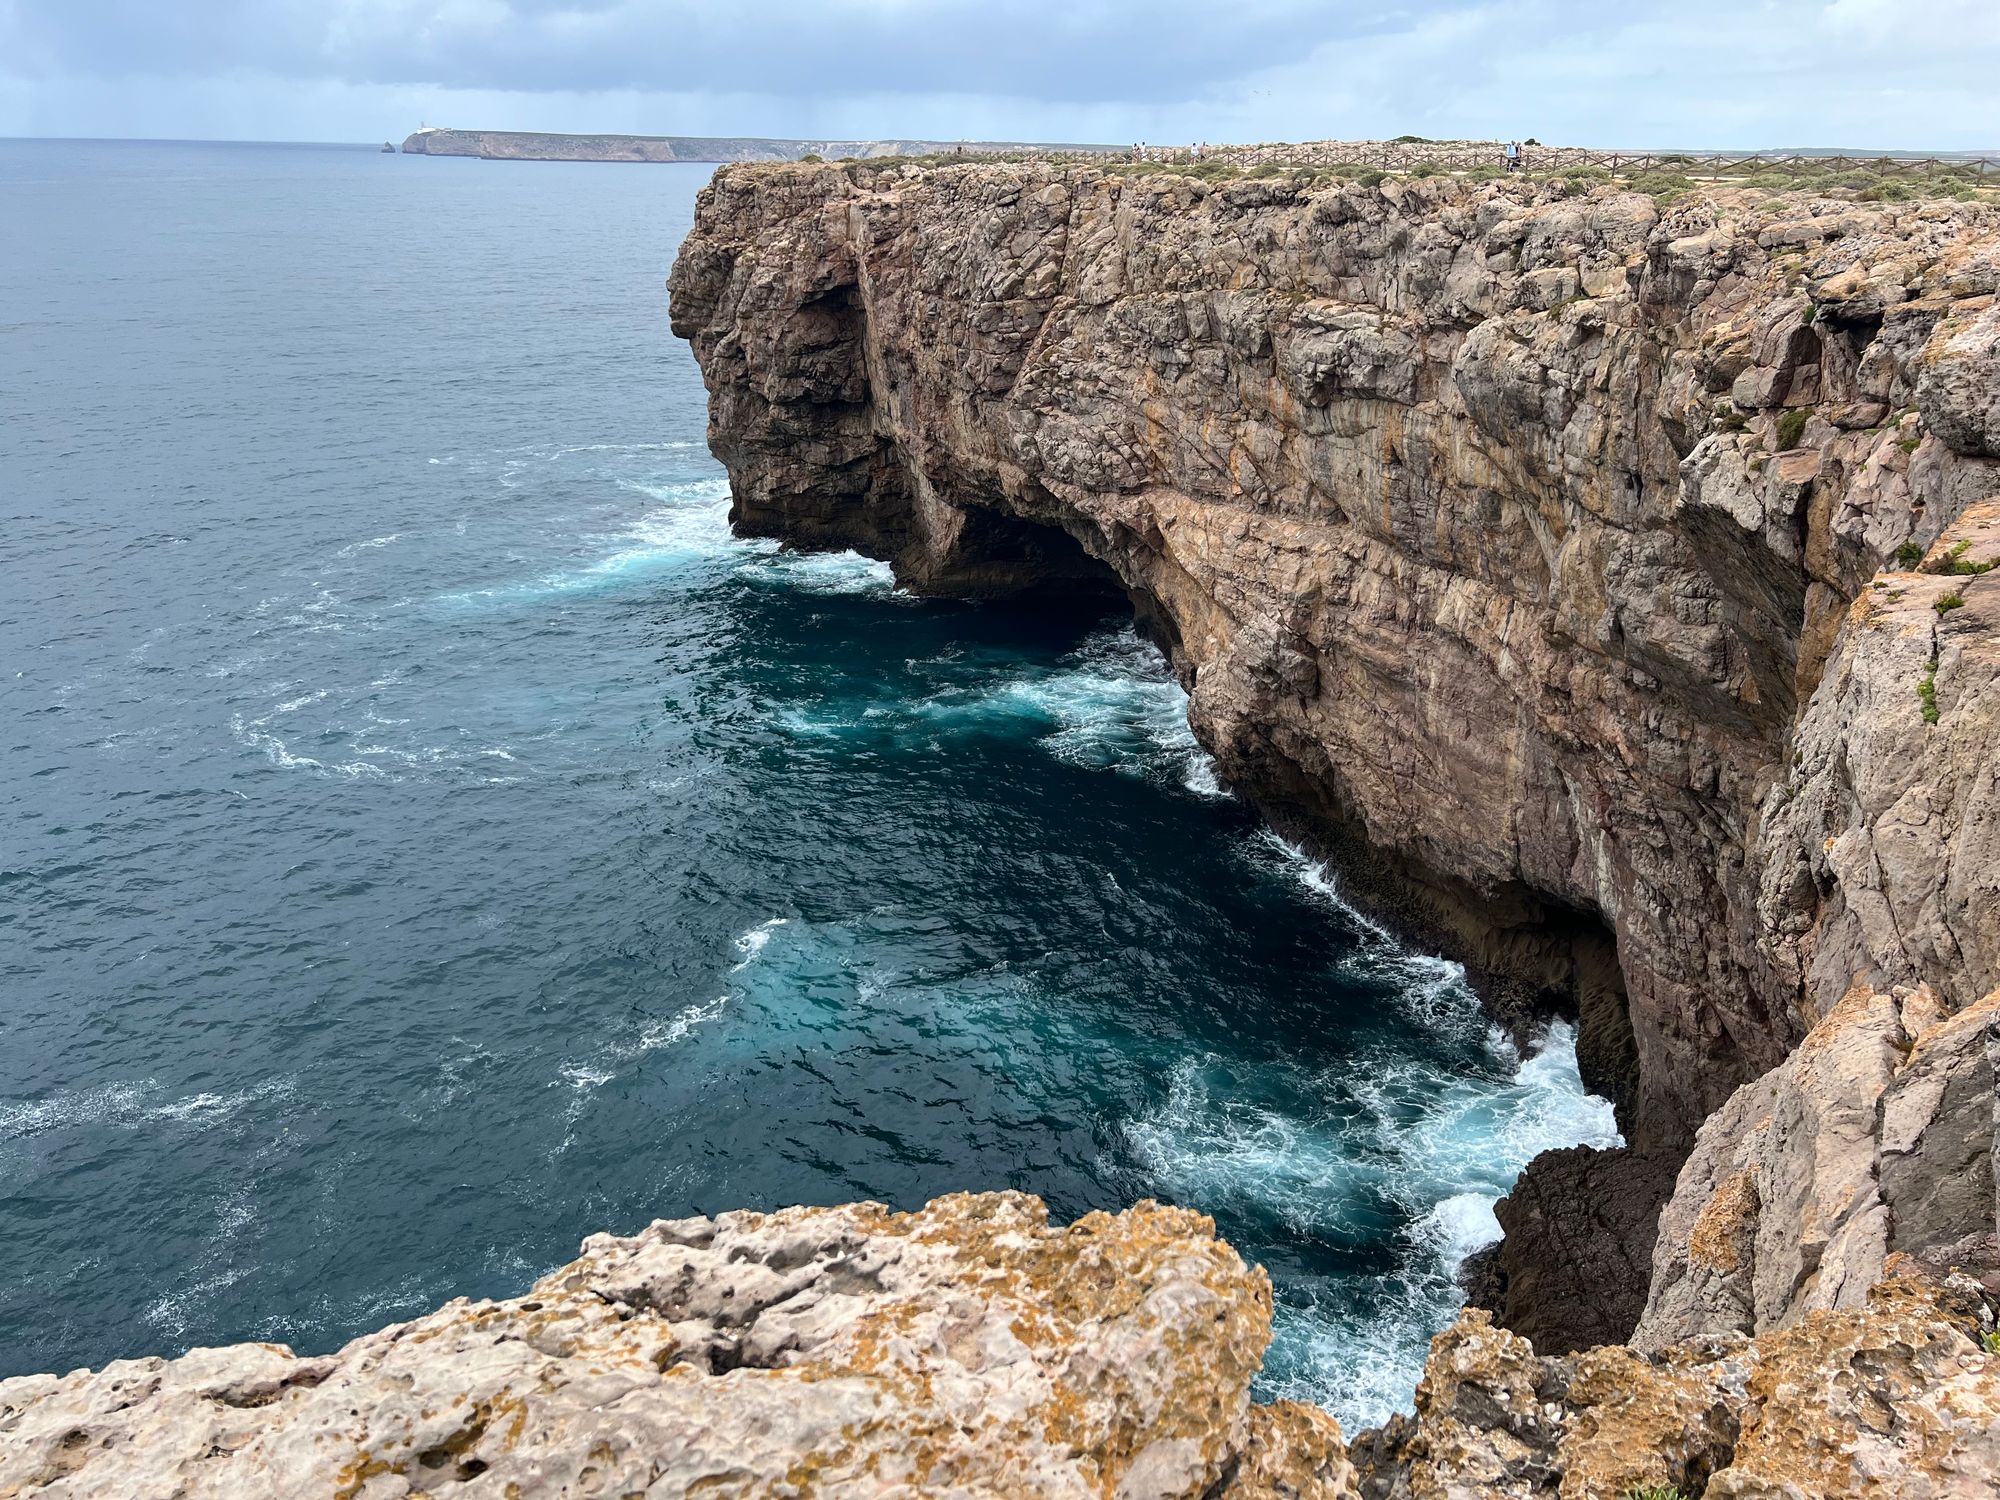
[0,139,1617,1427]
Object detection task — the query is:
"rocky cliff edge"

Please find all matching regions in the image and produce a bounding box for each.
[6,1193,1996,1498]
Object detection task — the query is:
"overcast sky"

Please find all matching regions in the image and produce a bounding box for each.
[0,1,1992,150]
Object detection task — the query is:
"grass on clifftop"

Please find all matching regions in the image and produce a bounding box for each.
[797,150,1997,212]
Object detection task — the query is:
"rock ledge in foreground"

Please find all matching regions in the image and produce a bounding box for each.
[0,1193,1349,1499]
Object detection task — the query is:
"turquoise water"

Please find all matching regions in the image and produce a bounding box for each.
[0,139,1618,1427]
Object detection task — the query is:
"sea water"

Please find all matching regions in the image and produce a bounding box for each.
[0,139,1618,1428]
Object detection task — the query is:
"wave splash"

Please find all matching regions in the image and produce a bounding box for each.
[1128,836,1622,1430]
[788,628,1224,800]
[436,478,743,607]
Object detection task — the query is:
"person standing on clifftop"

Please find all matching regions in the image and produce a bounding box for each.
[1505,140,1520,171]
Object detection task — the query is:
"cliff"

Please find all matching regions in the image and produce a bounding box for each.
[666,160,2000,1350]
[11,160,1991,1496]
[398,129,1109,164]
[7,1193,1995,1497]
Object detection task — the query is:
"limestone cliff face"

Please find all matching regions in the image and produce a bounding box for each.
[7,1193,1995,1498]
[668,163,2000,1343]
[1636,979,1998,1349]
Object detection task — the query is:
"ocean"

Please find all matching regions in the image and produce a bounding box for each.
[0,138,1618,1427]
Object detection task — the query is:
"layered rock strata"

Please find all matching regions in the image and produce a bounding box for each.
[668,161,2000,1343]
[1638,978,2000,1348]
[6,1194,1994,1498]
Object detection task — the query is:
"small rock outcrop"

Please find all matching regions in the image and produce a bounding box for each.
[1356,1265,2000,1499]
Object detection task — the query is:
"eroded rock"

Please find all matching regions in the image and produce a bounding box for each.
[1636,980,1999,1349]
[1356,1267,2000,1499]
[0,1194,1333,1499]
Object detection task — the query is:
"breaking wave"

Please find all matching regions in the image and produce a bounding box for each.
[1126,833,1623,1428]
[436,479,744,607]
[1128,1014,1617,1429]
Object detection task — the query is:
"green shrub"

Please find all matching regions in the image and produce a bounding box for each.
[1622,1485,1689,1500]
[1918,658,1941,724]
[1775,408,1811,449]
[1409,162,1443,179]
[1944,538,1995,575]
[1357,169,1388,188]
[1461,164,1504,182]
[799,152,823,164]
[1391,134,1433,144]
[1983,1329,2000,1353]
[1936,592,1966,614]
[1629,171,1694,195]
[1895,541,1926,568]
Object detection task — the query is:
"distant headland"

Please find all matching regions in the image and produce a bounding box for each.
[397,127,1114,163]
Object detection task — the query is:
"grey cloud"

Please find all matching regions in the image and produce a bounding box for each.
[2,0,1423,105]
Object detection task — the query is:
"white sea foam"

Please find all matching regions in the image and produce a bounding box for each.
[890,627,1212,787]
[1123,1060,1387,1242]
[550,919,779,1119]
[545,441,694,459]
[0,1081,155,1141]
[745,549,898,596]
[1129,1017,1618,1429]
[333,533,402,558]
[637,993,729,1051]
[142,1187,258,1339]
[437,478,744,607]
[1183,750,1229,799]
[0,1076,296,1147]
[558,1062,616,1091]
[1124,813,1623,1432]
[230,714,389,780]
[732,917,789,971]
[1254,831,1394,943]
